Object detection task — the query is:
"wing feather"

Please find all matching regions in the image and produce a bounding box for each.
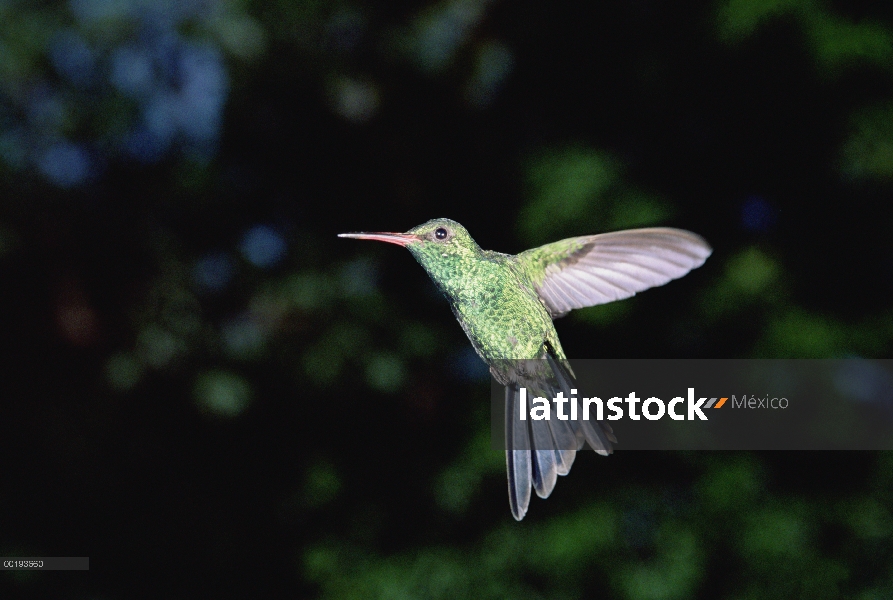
[518,228,712,318]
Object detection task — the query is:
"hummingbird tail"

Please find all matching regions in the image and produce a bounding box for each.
[504,349,617,520]
[545,351,618,451]
[505,384,532,521]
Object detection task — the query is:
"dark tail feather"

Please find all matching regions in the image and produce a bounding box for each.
[530,419,559,498]
[504,349,616,520]
[544,349,616,455]
[505,384,532,521]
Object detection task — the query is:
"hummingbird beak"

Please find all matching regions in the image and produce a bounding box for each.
[338,232,420,247]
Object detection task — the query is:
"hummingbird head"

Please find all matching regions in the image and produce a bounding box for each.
[339,218,483,287]
[339,218,481,256]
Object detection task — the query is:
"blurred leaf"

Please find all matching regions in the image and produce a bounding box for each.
[434,425,502,514]
[844,498,893,539]
[701,246,783,320]
[520,147,618,243]
[696,455,764,511]
[304,460,343,508]
[572,298,632,326]
[716,0,803,42]
[759,309,845,357]
[194,369,252,417]
[608,192,673,230]
[741,505,808,559]
[619,523,702,600]
[842,102,893,181]
[806,13,893,73]
[105,352,144,391]
[365,352,406,393]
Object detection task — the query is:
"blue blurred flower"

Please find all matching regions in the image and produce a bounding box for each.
[143,92,178,145]
[221,316,266,359]
[0,0,250,185]
[111,45,156,96]
[741,195,777,233]
[240,225,286,268]
[38,141,92,187]
[125,125,169,163]
[193,252,234,292]
[27,88,67,135]
[69,0,131,24]
[176,43,228,143]
[413,1,484,73]
[50,30,97,87]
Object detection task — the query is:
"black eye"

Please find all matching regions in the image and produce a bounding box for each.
[434,227,448,240]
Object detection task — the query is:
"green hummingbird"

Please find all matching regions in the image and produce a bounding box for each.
[339,219,711,520]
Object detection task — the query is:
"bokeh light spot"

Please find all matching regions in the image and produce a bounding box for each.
[240,225,286,268]
[339,257,377,297]
[105,352,143,391]
[741,195,777,233]
[176,43,228,142]
[50,30,96,86]
[69,0,131,24]
[39,141,92,187]
[727,247,778,294]
[833,359,893,407]
[194,370,252,417]
[365,353,406,393]
[465,41,514,108]
[521,148,619,243]
[221,317,266,360]
[847,498,893,539]
[304,461,343,508]
[411,0,484,73]
[137,325,182,368]
[110,45,155,96]
[0,129,28,169]
[193,252,234,292]
[330,76,379,123]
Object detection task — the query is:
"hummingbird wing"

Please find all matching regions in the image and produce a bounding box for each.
[517,228,712,318]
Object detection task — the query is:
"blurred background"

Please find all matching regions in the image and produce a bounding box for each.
[2,0,893,597]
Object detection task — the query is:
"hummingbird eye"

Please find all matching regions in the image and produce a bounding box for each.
[434,227,449,241]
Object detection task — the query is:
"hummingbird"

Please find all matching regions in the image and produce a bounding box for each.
[339,219,711,520]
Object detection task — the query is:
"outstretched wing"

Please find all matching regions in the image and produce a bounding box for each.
[516,228,712,318]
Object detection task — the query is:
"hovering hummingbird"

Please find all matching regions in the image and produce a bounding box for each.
[339,219,711,520]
